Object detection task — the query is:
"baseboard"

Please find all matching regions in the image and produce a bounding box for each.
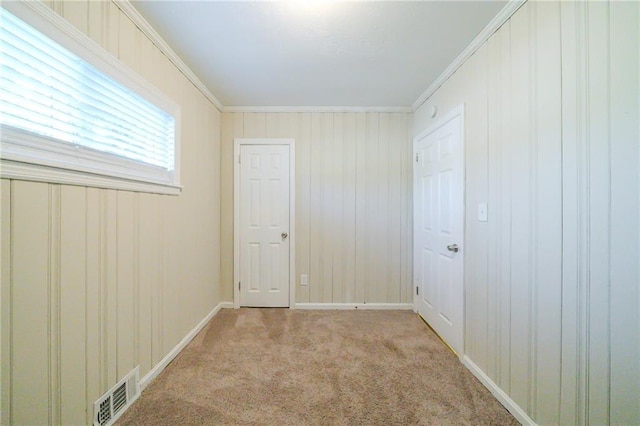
[462,356,536,426]
[294,303,414,310]
[139,301,233,390]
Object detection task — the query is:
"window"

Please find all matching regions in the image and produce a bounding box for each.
[0,3,181,194]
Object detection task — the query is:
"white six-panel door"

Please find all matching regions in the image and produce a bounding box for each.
[414,109,464,355]
[239,144,291,307]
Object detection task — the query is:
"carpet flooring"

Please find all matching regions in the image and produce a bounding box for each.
[117,309,517,425]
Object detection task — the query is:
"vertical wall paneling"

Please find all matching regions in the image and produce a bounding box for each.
[0,180,11,425]
[221,113,243,302]
[342,113,357,303]
[117,6,138,71]
[1,1,223,421]
[586,2,612,424]
[221,111,413,304]
[116,192,135,379]
[497,19,513,395]
[507,4,533,412]
[161,196,179,355]
[331,114,344,303]
[60,186,87,425]
[559,3,582,422]
[137,194,153,378]
[105,2,119,58]
[608,2,640,424]
[398,114,409,305]
[388,114,402,303]
[364,113,379,303]
[11,182,50,425]
[532,2,562,423]
[377,114,390,303]
[85,187,102,424]
[63,0,88,36]
[104,190,118,387]
[244,113,267,137]
[485,32,499,381]
[354,114,368,303]
[477,49,491,374]
[87,0,103,45]
[51,0,64,16]
[320,113,334,303]
[48,184,62,425]
[309,113,323,302]
[414,0,639,423]
[296,113,312,303]
[152,194,164,367]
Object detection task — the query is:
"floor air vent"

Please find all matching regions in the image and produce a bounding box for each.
[93,367,140,426]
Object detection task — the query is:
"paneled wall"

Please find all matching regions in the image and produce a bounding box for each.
[221,112,413,304]
[0,1,222,424]
[414,1,639,424]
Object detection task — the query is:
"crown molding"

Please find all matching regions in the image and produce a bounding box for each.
[85,0,524,115]
[222,105,413,114]
[411,0,527,112]
[115,1,224,112]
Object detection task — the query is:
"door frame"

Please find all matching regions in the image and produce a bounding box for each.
[412,104,465,358]
[233,138,296,309]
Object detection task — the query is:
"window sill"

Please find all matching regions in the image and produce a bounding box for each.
[1,159,182,195]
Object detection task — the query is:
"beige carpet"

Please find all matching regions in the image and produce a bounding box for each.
[118,309,517,425]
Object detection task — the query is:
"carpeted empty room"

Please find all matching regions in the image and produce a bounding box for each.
[118,309,516,425]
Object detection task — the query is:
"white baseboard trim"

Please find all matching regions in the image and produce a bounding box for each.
[294,303,414,310]
[462,356,536,426]
[139,301,233,390]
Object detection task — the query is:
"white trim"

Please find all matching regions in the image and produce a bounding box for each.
[0,160,182,195]
[411,0,527,111]
[234,138,296,309]
[139,302,233,390]
[412,105,466,154]
[463,356,537,426]
[94,0,523,115]
[1,1,182,193]
[223,106,412,113]
[115,1,224,112]
[413,104,466,356]
[2,1,179,114]
[295,303,414,310]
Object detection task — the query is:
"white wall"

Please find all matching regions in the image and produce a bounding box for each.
[221,112,413,305]
[414,1,639,424]
[0,1,222,424]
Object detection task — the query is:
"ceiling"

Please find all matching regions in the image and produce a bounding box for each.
[131,1,507,108]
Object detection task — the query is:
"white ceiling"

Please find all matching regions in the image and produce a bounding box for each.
[130,1,507,108]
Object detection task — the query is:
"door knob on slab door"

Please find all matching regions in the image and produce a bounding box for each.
[281,232,288,239]
[447,244,459,253]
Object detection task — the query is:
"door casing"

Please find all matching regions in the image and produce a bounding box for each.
[233,138,296,308]
[413,105,465,358]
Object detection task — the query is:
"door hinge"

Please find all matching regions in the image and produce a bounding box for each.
[416,286,419,296]
[415,153,419,163]
[239,281,241,291]
[238,154,241,164]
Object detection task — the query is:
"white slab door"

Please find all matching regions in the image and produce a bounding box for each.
[238,144,291,307]
[414,110,464,355]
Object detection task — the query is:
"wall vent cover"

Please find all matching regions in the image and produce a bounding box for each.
[93,366,140,426]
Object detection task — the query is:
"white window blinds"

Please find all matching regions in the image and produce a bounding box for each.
[0,6,178,189]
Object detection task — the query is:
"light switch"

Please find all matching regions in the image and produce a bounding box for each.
[478,203,488,222]
[300,274,308,286]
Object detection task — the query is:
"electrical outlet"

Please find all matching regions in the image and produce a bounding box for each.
[300,274,308,286]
